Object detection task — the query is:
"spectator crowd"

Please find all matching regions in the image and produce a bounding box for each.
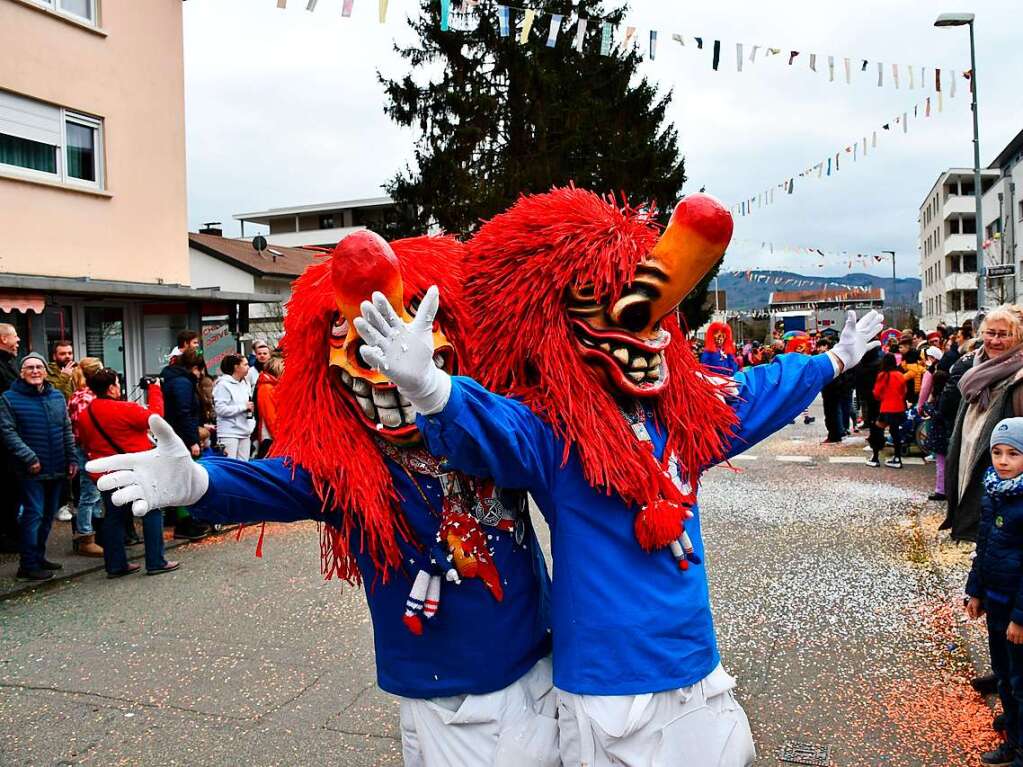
[0,325,281,582]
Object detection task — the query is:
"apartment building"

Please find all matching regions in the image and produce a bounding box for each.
[919,128,1023,330]
[234,196,400,247]
[0,0,272,384]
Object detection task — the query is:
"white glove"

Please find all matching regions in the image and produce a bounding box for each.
[354,285,452,415]
[829,309,884,373]
[86,415,210,517]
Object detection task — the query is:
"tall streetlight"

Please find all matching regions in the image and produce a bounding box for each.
[881,250,896,325]
[935,12,985,309]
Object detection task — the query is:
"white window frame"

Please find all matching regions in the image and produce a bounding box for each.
[0,101,104,191]
[27,0,98,26]
[61,111,103,190]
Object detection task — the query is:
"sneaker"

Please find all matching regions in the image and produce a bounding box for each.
[41,560,63,571]
[923,454,936,463]
[866,457,881,468]
[885,457,903,469]
[56,504,74,522]
[980,742,1017,766]
[928,492,948,502]
[16,568,53,581]
[821,438,843,444]
[972,672,999,695]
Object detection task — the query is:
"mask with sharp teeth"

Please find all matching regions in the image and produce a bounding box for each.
[329,230,457,445]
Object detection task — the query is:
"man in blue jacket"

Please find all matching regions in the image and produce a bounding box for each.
[0,352,77,581]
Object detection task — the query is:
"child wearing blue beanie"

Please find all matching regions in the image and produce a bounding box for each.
[966,417,1023,767]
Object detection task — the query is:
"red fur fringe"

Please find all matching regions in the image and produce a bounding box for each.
[464,187,739,514]
[271,235,469,584]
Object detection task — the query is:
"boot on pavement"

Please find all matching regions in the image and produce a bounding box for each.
[979,741,1018,766]
[994,713,1008,732]
[73,534,104,558]
[974,672,1000,695]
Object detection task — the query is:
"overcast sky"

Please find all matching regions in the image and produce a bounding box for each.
[182,0,1021,279]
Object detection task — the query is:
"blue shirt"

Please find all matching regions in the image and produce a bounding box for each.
[191,456,552,699]
[418,352,835,695]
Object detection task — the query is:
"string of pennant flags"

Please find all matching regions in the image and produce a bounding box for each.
[275,0,969,95]
[727,238,900,271]
[722,269,880,296]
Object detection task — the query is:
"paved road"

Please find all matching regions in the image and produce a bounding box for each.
[0,400,997,766]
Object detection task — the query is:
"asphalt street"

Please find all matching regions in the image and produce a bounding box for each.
[0,399,997,766]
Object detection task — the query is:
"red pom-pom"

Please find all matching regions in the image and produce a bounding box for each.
[678,559,689,571]
[402,614,423,636]
[634,500,685,551]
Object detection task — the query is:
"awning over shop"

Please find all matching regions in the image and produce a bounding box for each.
[0,274,278,304]
[0,293,45,314]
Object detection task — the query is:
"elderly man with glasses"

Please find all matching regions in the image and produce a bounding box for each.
[0,352,78,580]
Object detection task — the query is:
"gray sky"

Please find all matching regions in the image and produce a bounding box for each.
[183,0,1021,279]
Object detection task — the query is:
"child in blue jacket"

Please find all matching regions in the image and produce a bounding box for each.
[966,417,1023,767]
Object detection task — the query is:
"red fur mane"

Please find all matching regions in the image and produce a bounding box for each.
[465,187,738,507]
[271,235,469,584]
[704,322,736,355]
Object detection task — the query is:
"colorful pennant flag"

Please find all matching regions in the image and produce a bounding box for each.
[649,30,657,59]
[519,8,535,44]
[440,0,450,31]
[574,18,587,52]
[600,22,611,55]
[712,39,720,70]
[305,0,318,10]
[276,0,287,7]
[342,0,353,16]
[497,5,509,37]
[546,14,561,47]
[378,0,387,23]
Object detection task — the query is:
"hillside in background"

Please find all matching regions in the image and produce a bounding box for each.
[717,271,921,311]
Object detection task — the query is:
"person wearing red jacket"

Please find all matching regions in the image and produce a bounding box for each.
[871,353,908,469]
[77,368,179,578]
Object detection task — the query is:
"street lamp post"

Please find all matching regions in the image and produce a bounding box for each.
[881,250,896,325]
[935,12,984,309]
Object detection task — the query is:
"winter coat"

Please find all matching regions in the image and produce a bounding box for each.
[872,371,907,414]
[213,375,254,439]
[161,364,201,449]
[902,362,926,402]
[45,362,73,400]
[0,379,75,479]
[254,370,279,442]
[0,350,17,395]
[78,386,164,482]
[854,347,883,416]
[944,356,1023,542]
[966,469,1023,623]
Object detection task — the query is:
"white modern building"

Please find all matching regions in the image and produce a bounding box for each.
[919,127,1023,330]
[233,196,400,248]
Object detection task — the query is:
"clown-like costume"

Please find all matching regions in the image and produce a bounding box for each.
[353,189,883,767]
[88,233,558,767]
[700,322,741,376]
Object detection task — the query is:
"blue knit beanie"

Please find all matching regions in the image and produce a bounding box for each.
[991,417,1023,454]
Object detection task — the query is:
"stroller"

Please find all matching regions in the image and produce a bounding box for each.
[886,405,926,455]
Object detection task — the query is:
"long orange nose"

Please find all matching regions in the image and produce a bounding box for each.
[646,193,733,318]
[330,230,409,322]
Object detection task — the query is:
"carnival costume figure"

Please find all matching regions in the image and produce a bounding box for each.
[354,187,884,767]
[87,232,558,767]
[700,321,741,376]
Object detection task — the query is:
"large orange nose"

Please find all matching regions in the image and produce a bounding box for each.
[645,193,733,323]
[331,230,409,325]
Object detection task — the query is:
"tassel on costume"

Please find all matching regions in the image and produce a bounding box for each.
[403,570,432,635]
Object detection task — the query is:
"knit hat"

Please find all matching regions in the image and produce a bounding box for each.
[925,346,943,362]
[991,417,1023,453]
[19,352,47,369]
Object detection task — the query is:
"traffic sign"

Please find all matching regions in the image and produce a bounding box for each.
[987,264,1015,278]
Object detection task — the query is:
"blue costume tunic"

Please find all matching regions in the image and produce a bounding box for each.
[190,456,551,699]
[416,352,835,695]
[699,350,740,376]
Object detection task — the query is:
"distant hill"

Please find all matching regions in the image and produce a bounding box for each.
[716,271,921,311]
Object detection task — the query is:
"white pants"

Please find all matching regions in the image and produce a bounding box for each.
[399,657,560,767]
[557,665,756,767]
[219,436,251,461]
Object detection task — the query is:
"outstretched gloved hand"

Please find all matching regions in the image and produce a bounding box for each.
[829,309,885,373]
[85,415,210,517]
[354,285,452,415]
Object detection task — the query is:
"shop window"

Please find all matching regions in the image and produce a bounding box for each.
[142,310,188,375]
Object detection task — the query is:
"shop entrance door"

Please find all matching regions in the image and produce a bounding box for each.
[83,306,125,373]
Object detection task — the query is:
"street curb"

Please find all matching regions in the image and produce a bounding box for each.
[0,524,241,603]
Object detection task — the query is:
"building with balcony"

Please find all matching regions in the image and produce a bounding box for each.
[0,0,271,387]
[982,128,1023,307]
[233,196,401,248]
[918,168,998,329]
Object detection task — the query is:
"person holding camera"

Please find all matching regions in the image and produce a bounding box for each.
[77,368,178,577]
[213,354,254,461]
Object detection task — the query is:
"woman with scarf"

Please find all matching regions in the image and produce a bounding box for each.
[945,306,1023,541]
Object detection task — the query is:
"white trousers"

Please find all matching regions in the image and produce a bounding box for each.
[556,665,756,767]
[399,656,560,767]
[219,436,251,461]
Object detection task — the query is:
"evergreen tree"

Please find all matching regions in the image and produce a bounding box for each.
[380,1,717,326]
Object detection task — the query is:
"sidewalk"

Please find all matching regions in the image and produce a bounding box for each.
[0,516,239,600]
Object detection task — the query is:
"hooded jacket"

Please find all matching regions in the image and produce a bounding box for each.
[160,364,201,449]
[213,374,254,439]
[966,468,1023,624]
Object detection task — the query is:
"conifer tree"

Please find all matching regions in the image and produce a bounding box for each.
[381,1,717,326]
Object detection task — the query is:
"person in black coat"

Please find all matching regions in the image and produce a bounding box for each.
[0,323,21,552]
[854,344,884,463]
[158,349,209,540]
